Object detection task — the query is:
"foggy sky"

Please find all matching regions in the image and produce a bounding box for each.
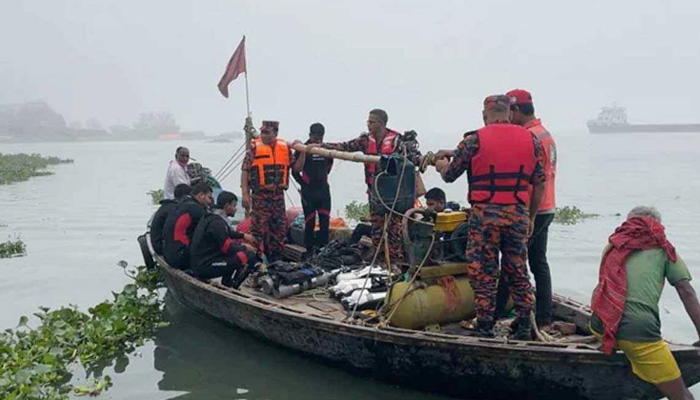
[1,0,699,146]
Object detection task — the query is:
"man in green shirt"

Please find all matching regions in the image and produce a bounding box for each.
[591,206,700,400]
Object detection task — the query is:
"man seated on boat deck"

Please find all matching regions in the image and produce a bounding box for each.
[151,183,191,255]
[240,120,296,262]
[424,187,447,212]
[433,94,546,339]
[163,182,213,269]
[590,206,700,400]
[190,191,258,288]
[322,109,422,267]
[164,146,191,200]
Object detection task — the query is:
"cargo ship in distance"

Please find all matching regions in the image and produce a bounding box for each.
[587,104,700,134]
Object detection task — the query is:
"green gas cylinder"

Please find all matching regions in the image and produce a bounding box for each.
[387,275,513,330]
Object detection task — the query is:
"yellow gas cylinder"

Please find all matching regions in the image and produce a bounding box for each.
[387,276,512,330]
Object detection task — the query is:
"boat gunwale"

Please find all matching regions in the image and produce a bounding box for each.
[146,223,700,360]
[160,258,672,359]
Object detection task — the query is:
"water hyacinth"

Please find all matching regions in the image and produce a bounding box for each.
[0,239,26,258]
[0,153,73,186]
[148,189,164,205]
[0,264,166,400]
[554,206,600,225]
[344,201,370,222]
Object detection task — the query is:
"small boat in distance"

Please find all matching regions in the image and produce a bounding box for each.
[587,104,700,134]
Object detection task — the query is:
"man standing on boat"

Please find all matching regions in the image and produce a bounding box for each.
[163,182,214,269]
[591,206,700,400]
[190,191,258,288]
[496,89,558,330]
[164,147,191,200]
[292,123,333,257]
[434,95,546,339]
[323,109,421,267]
[240,120,294,262]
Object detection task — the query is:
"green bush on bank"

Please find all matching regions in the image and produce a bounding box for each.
[0,264,166,400]
[0,154,73,186]
[0,239,26,258]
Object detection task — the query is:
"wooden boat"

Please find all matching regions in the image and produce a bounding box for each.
[147,246,700,400]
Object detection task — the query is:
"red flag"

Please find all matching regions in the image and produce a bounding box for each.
[217,36,247,98]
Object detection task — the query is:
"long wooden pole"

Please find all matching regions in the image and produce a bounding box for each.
[288,142,380,164]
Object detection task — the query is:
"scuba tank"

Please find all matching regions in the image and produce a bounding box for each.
[273,272,331,299]
[372,155,416,216]
[342,290,387,311]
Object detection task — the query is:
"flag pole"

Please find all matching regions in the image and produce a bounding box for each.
[244,71,251,118]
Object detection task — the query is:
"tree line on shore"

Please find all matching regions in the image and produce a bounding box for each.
[0,101,205,142]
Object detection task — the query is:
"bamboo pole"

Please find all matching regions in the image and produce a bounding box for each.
[288,142,380,164]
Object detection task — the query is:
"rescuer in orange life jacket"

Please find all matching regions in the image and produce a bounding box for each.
[495,89,558,330]
[240,120,298,262]
[433,95,547,339]
[323,109,422,267]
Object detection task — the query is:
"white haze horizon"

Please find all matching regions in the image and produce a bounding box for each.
[2,0,699,147]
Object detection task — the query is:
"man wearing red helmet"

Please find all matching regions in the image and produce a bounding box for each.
[496,89,558,330]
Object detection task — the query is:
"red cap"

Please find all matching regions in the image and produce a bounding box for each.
[507,89,533,105]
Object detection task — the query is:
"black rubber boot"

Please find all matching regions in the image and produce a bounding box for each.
[474,319,495,338]
[512,317,532,341]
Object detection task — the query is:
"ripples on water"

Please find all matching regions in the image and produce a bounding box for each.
[0,133,698,399]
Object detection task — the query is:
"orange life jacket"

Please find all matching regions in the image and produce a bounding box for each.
[524,119,556,212]
[365,129,398,186]
[250,138,290,190]
[468,124,536,206]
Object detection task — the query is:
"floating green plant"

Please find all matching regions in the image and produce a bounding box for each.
[0,239,26,259]
[554,206,599,225]
[0,263,166,400]
[148,189,164,205]
[344,201,370,222]
[0,153,73,186]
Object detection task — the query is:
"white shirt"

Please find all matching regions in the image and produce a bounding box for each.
[164,160,190,200]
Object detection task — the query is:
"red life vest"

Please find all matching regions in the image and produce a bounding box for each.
[365,129,398,186]
[525,119,556,212]
[468,124,536,206]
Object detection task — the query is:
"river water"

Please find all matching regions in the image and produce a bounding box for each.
[1,132,699,399]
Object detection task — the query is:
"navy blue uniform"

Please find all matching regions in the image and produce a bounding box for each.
[150,199,177,255]
[190,212,257,288]
[292,143,333,253]
[163,197,206,269]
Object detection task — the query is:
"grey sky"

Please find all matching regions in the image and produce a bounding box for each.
[1,0,699,146]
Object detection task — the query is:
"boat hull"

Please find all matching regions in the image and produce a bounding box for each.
[159,264,700,400]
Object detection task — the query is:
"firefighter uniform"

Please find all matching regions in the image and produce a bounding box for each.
[241,123,292,261]
[441,120,546,333]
